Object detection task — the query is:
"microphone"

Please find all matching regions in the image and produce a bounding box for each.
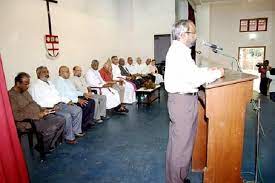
[202,41,223,52]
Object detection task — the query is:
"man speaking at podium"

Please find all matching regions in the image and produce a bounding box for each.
[164,19,224,183]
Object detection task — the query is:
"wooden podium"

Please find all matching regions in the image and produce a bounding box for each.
[192,69,257,183]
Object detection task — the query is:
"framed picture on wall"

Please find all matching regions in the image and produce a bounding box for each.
[257,18,268,31]
[248,19,258,31]
[239,19,249,32]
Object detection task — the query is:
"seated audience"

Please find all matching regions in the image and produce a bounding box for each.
[71,66,108,123]
[99,59,129,112]
[135,57,148,76]
[29,66,84,145]
[111,56,136,103]
[125,57,137,75]
[136,58,155,83]
[148,59,164,84]
[9,72,65,152]
[119,58,143,89]
[85,60,121,111]
[53,66,96,131]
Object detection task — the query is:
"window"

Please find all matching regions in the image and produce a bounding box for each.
[238,46,266,72]
[238,46,266,92]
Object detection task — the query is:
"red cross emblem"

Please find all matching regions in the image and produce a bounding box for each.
[45,34,59,58]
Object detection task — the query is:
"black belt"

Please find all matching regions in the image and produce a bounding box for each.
[173,92,198,96]
[185,92,197,96]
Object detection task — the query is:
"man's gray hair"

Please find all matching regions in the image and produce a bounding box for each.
[36,66,47,78]
[91,59,99,65]
[171,19,193,40]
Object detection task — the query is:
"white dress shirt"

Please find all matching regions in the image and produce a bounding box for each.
[53,76,83,103]
[29,79,71,108]
[126,64,137,74]
[85,68,106,87]
[111,64,136,104]
[135,63,148,75]
[85,68,121,109]
[112,63,126,80]
[164,40,221,93]
[143,65,151,75]
[71,76,89,93]
[267,71,275,92]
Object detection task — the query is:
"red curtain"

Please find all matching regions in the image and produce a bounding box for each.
[0,54,29,183]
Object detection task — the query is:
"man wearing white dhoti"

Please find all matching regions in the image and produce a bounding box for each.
[85,60,121,110]
[111,56,136,104]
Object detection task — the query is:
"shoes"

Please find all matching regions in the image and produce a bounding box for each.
[49,146,56,152]
[123,107,129,113]
[115,107,129,113]
[95,119,104,123]
[75,132,85,137]
[65,139,78,145]
[183,178,190,183]
[101,115,110,120]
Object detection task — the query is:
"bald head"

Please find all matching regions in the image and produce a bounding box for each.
[59,66,70,79]
[136,57,142,65]
[119,58,125,66]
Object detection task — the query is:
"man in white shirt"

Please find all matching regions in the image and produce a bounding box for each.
[85,60,121,110]
[29,66,84,145]
[54,66,95,131]
[71,66,108,123]
[111,56,136,104]
[125,57,137,75]
[134,57,156,84]
[144,58,152,75]
[119,58,143,89]
[165,20,224,183]
[134,57,147,76]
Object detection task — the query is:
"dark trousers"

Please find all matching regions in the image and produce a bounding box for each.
[34,114,65,152]
[260,77,269,96]
[77,99,95,131]
[270,92,275,102]
[132,78,144,89]
[166,93,198,183]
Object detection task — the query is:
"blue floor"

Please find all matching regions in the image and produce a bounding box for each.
[22,89,275,183]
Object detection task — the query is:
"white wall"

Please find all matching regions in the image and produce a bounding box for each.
[0,0,175,89]
[272,2,275,62]
[0,0,120,88]
[195,0,274,92]
[175,0,188,21]
[196,0,274,69]
[195,4,211,67]
[118,0,175,61]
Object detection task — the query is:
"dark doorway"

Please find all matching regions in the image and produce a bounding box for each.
[154,34,171,64]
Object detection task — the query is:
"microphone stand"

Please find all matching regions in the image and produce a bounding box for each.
[213,49,242,72]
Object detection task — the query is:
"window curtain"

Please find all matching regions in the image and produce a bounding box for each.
[0,54,29,183]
